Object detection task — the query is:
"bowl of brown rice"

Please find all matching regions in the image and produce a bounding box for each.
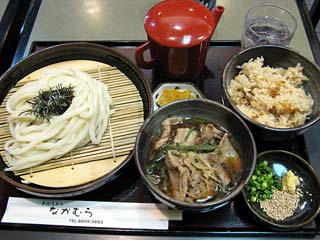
[222,45,320,141]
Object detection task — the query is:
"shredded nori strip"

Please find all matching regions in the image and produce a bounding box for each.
[20,84,74,122]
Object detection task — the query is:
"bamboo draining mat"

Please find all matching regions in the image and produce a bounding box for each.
[0,60,145,188]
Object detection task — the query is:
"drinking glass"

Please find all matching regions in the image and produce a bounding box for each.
[241,4,297,49]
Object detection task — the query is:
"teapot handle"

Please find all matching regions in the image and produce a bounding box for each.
[135,40,155,69]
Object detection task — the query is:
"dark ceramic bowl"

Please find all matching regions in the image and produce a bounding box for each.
[0,42,152,197]
[243,150,320,230]
[222,45,320,141]
[135,99,257,212]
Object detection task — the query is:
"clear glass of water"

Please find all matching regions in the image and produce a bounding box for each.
[241,4,297,49]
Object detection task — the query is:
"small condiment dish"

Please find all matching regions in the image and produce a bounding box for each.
[242,150,320,230]
[153,82,205,110]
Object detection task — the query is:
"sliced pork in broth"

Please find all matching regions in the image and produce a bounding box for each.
[146,116,242,203]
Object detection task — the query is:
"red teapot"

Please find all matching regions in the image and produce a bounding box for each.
[135,0,224,81]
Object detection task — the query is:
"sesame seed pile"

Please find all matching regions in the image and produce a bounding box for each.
[260,189,302,221]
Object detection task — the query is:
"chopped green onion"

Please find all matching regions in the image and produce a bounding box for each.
[245,160,282,202]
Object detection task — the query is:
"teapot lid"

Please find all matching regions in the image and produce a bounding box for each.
[144,0,215,48]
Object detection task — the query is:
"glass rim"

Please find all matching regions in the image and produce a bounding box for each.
[245,4,298,32]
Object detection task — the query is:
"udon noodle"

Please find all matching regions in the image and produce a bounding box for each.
[4,68,114,171]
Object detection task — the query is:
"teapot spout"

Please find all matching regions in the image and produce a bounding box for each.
[211,6,225,32]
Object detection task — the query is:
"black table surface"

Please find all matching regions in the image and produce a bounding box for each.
[0,43,318,239]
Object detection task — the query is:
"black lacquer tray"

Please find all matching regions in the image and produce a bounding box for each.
[0,41,319,237]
